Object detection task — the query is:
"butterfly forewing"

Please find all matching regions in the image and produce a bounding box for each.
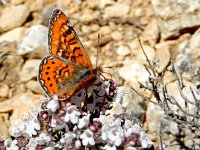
[48,9,93,69]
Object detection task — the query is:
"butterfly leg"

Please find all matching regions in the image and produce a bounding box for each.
[82,88,89,111]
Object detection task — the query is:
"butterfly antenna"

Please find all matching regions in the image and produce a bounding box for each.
[101,71,113,79]
[96,34,100,69]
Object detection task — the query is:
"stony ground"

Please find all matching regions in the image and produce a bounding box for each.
[1,0,200,149]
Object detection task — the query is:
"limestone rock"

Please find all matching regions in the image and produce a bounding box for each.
[116,45,130,56]
[188,27,200,66]
[0,5,30,33]
[117,60,151,98]
[142,19,160,47]
[10,0,25,5]
[0,83,9,98]
[17,25,48,56]
[0,92,41,132]
[155,42,171,73]
[26,80,43,94]
[0,27,26,43]
[98,0,114,9]
[151,0,200,39]
[0,113,10,140]
[41,6,56,26]
[0,52,23,85]
[111,31,122,41]
[20,59,41,82]
[104,3,130,18]
[108,86,146,122]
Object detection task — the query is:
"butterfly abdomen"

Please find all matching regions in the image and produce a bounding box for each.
[77,69,92,81]
[74,69,97,93]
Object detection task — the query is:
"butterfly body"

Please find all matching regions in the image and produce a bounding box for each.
[38,9,100,100]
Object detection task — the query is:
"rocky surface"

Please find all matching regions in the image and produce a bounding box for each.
[17,25,48,56]
[0,0,200,149]
[0,5,30,33]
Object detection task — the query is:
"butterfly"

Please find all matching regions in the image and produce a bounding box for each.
[38,9,101,100]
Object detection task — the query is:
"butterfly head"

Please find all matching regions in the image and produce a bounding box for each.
[94,66,103,77]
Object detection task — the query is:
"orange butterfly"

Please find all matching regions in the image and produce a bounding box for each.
[38,9,101,100]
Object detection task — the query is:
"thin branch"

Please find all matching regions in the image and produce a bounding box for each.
[137,34,156,76]
[171,63,184,89]
[190,87,199,116]
[138,81,153,91]
[131,87,158,105]
[171,63,195,105]
[165,114,198,128]
[190,87,199,105]
[144,64,152,75]
[159,122,164,150]
[170,96,200,119]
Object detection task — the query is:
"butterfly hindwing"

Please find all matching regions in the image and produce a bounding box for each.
[38,55,77,99]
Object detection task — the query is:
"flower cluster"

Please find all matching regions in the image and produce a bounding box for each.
[0,78,153,149]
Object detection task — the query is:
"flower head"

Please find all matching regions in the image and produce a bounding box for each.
[4,139,18,150]
[103,143,117,150]
[101,116,124,146]
[78,113,90,129]
[60,132,76,144]
[140,131,153,148]
[10,115,40,138]
[25,117,41,137]
[35,133,51,145]
[80,129,95,146]
[64,105,81,124]
[47,95,60,112]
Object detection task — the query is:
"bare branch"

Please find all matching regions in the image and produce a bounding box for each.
[170,96,200,119]
[137,34,156,76]
[131,87,158,105]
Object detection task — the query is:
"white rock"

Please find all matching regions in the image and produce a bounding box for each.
[0,5,30,32]
[142,19,160,47]
[20,59,41,82]
[17,25,48,55]
[146,99,179,141]
[26,80,43,94]
[0,27,26,43]
[188,27,200,66]
[0,92,41,132]
[98,0,114,9]
[10,0,25,5]
[91,24,100,32]
[100,26,112,35]
[108,86,146,119]
[81,25,91,34]
[104,3,130,18]
[0,83,9,98]
[118,60,149,86]
[116,45,130,56]
[155,42,171,73]
[111,31,122,41]
[151,0,200,39]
